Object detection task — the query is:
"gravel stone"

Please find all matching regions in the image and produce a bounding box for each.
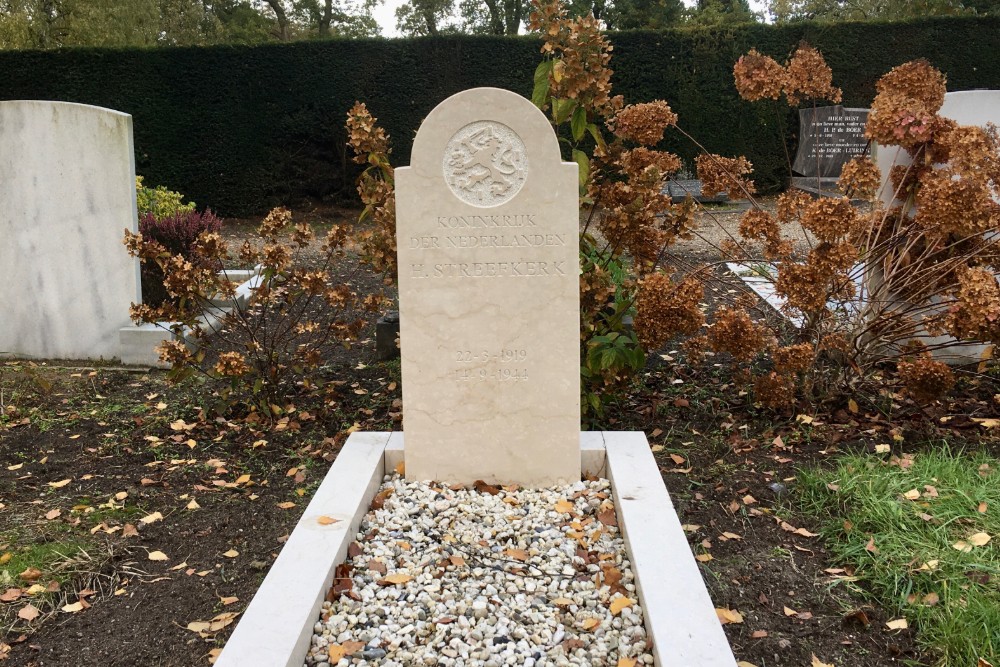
[304,476,652,666]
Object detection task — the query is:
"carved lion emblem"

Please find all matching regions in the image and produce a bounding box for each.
[443,121,527,207]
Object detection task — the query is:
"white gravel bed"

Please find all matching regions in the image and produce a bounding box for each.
[305,474,654,667]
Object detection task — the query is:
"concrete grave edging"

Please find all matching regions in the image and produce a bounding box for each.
[216,431,737,667]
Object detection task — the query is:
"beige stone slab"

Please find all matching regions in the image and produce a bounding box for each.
[395,88,580,486]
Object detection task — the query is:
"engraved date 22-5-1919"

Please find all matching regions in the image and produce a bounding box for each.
[453,349,528,382]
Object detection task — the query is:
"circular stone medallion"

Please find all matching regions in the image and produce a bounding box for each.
[443,121,528,207]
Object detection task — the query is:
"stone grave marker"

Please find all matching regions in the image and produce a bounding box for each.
[873,89,1000,364]
[0,101,140,361]
[395,88,580,486]
[791,105,869,196]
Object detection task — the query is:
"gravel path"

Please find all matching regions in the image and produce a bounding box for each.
[306,475,652,667]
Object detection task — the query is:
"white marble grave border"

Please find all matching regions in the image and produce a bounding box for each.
[119,265,264,367]
[215,431,737,667]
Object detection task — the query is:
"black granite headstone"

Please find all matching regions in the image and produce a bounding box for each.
[791,105,869,196]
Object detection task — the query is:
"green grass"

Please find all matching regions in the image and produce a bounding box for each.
[0,533,89,588]
[798,445,1000,666]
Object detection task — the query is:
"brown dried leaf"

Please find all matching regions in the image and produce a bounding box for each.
[371,487,394,510]
[17,604,39,621]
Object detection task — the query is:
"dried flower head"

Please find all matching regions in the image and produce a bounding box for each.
[738,208,780,244]
[696,154,755,199]
[800,196,858,243]
[839,157,880,198]
[914,168,998,237]
[876,60,947,114]
[776,188,812,224]
[943,267,1000,344]
[529,0,617,116]
[634,273,705,349]
[682,334,710,364]
[773,343,814,374]
[708,307,770,362]
[214,351,251,377]
[259,207,292,240]
[609,101,678,146]
[754,371,795,408]
[346,102,390,164]
[898,353,955,403]
[733,49,786,102]
[784,44,842,106]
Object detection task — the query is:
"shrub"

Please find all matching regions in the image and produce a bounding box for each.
[138,209,223,306]
[135,176,195,220]
[124,207,381,418]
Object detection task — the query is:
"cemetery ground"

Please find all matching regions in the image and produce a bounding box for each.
[1,205,997,667]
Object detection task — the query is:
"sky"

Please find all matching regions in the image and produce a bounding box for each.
[371,0,770,38]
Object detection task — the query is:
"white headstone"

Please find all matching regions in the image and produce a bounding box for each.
[873,90,1000,363]
[395,88,581,486]
[0,101,141,361]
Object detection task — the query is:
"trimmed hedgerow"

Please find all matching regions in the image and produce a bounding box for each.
[2,15,999,215]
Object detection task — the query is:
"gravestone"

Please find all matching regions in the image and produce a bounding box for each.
[395,88,580,486]
[0,101,140,361]
[791,105,870,196]
[873,89,1000,364]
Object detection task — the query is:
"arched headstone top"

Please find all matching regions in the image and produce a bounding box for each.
[406,88,565,209]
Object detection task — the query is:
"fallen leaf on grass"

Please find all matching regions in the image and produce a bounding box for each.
[715,608,743,624]
[222,550,239,558]
[751,630,768,638]
[811,655,834,667]
[219,596,239,606]
[922,592,940,606]
[277,502,296,510]
[783,606,797,616]
[48,479,71,488]
[19,568,42,582]
[886,618,908,630]
[148,551,169,561]
[903,489,921,500]
[186,499,200,510]
[0,589,21,602]
[62,600,88,613]
[17,604,39,621]
[695,554,713,562]
[969,532,992,546]
[317,515,340,526]
[44,509,61,520]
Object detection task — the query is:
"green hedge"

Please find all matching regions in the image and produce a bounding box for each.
[2,16,999,216]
